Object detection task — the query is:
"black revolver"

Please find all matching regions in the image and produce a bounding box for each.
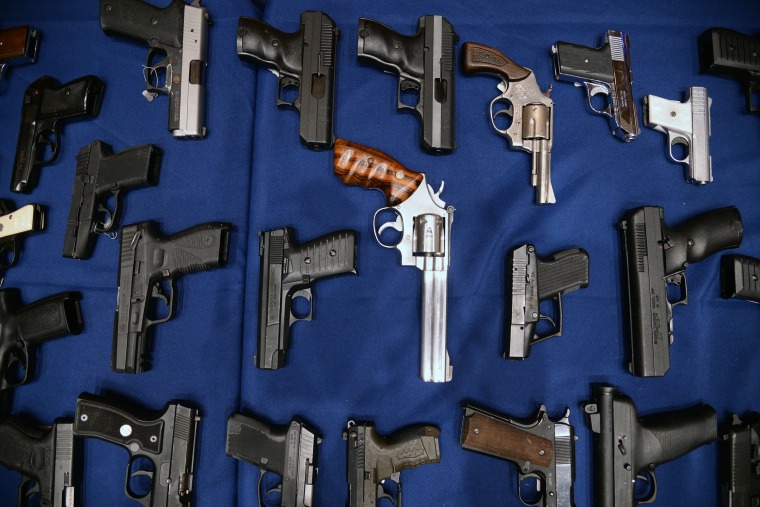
[100,0,209,138]
[0,416,78,507]
[357,15,458,153]
[583,384,717,507]
[64,140,161,259]
[113,220,232,373]
[619,206,742,377]
[344,420,440,507]
[226,412,322,507]
[237,11,339,149]
[73,392,199,507]
[723,413,760,507]
[257,227,357,370]
[0,289,83,392]
[552,30,639,141]
[0,199,44,285]
[461,404,576,507]
[12,75,104,194]
[699,28,759,114]
[507,244,589,360]
[0,25,40,80]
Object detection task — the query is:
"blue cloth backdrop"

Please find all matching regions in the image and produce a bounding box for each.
[0,0,758,506]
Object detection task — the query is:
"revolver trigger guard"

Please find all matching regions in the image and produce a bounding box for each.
[581,82,613,117]
[373,207,403,249]
[289,288,313,322]
[666,132,691,164]
[489,95,514,136]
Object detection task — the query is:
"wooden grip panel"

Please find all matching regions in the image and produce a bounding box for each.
[461,411,553,468]
[461,42,531,81]
[0,26,31,60]
[334,138,423,206]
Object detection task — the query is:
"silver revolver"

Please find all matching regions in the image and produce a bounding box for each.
[552,30,639,142]
[644,86,712,184]
[334,139,455,382]
[461,42,555,204]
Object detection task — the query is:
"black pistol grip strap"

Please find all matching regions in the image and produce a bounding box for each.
[17,292,83,344]
[536,248,590,299]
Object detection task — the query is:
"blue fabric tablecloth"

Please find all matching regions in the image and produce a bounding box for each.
[1,0,758,505]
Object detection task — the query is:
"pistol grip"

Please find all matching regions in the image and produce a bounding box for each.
[553,41,614,84]
[357,18,424,79]
[237,17,304,80]
[699,28,760,114]
[100,0,183,48]
[721,254,760,302]
[461,42,531,81]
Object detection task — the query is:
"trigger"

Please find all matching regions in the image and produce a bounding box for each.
[96,204,114,233]
[130,469,154,478]
[377,216,403,236]
[151,285,169,306]
[377,481,396,504]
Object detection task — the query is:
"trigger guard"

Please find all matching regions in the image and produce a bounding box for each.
[143,49,171,95]
[6,342,29,387]
[635,468,658,504]
[289,289,313,322]
[667,134,690,164]
[582,82,613,117]
[0,241,17,269]
[20,475,40,499]
[397,77,421,113]
[94,205,115,233]
[377,480,398,504]
[35,131,59,165]
[489,96,514,135]
[276,76,300,109]
[372,208,403,249]
[517,470,544,506]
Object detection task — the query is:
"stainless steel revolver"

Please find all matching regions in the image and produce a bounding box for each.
[644,86,712,184]
[461,42,555,204]
[334,139,455,382]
